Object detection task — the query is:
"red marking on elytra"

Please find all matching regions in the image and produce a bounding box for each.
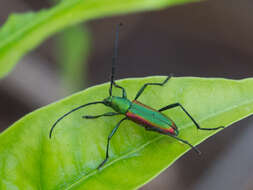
[132,100,157,111]
[167,127,176,135]
[126,112,176,135]
[126,112,152,126]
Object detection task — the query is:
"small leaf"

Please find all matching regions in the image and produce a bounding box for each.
[0,76,252,189]
[0,0,198,78]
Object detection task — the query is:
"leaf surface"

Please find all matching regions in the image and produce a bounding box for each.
[1,76,253,189]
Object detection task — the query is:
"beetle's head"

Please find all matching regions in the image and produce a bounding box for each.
[103,96,113,106]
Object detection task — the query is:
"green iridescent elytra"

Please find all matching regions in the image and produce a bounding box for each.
[126,99,178,135]
[104,96,178,135]
[49,24,224,169]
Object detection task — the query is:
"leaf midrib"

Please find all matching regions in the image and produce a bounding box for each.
[60,96,253,190]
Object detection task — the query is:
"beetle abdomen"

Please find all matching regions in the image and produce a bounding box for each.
[126,100,178,135]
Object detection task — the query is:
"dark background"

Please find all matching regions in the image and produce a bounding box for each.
[1,0,253,189]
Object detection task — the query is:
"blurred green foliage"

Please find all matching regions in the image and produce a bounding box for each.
[55,25,91,92]
[0,0,198,78]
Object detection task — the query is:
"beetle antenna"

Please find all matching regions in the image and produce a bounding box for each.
[49,101,105,138]
[109,23,123,96]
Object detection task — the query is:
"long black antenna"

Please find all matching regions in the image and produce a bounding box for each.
[49,101,104,138]
[109,23,122,96]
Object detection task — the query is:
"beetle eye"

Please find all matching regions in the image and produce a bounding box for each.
[103,99,109,105]
[103,97,111,106]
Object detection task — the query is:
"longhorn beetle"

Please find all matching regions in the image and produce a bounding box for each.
[49,23,224,169]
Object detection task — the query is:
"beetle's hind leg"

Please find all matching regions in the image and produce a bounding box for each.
[145,122,201,155]
[83,112,120,119]
[159,103,224,131]
[134,74,173,101]
[165,133,201,155]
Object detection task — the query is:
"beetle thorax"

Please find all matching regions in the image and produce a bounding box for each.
[104,96,131,114]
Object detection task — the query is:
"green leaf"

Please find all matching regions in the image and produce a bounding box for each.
[0,76,252,189]
[0,0,198,78]
[55,24,91,92]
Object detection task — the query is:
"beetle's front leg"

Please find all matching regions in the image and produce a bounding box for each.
[83,112,120,119]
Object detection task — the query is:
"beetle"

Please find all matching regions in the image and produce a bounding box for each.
[49,23,224,169]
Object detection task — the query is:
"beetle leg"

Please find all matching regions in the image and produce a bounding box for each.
[83,112,120,119]
[164,133,201,155]
[159,103,224,131]
[97,117,128,169]
[113,82,127,98]
[134,74,173,100]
